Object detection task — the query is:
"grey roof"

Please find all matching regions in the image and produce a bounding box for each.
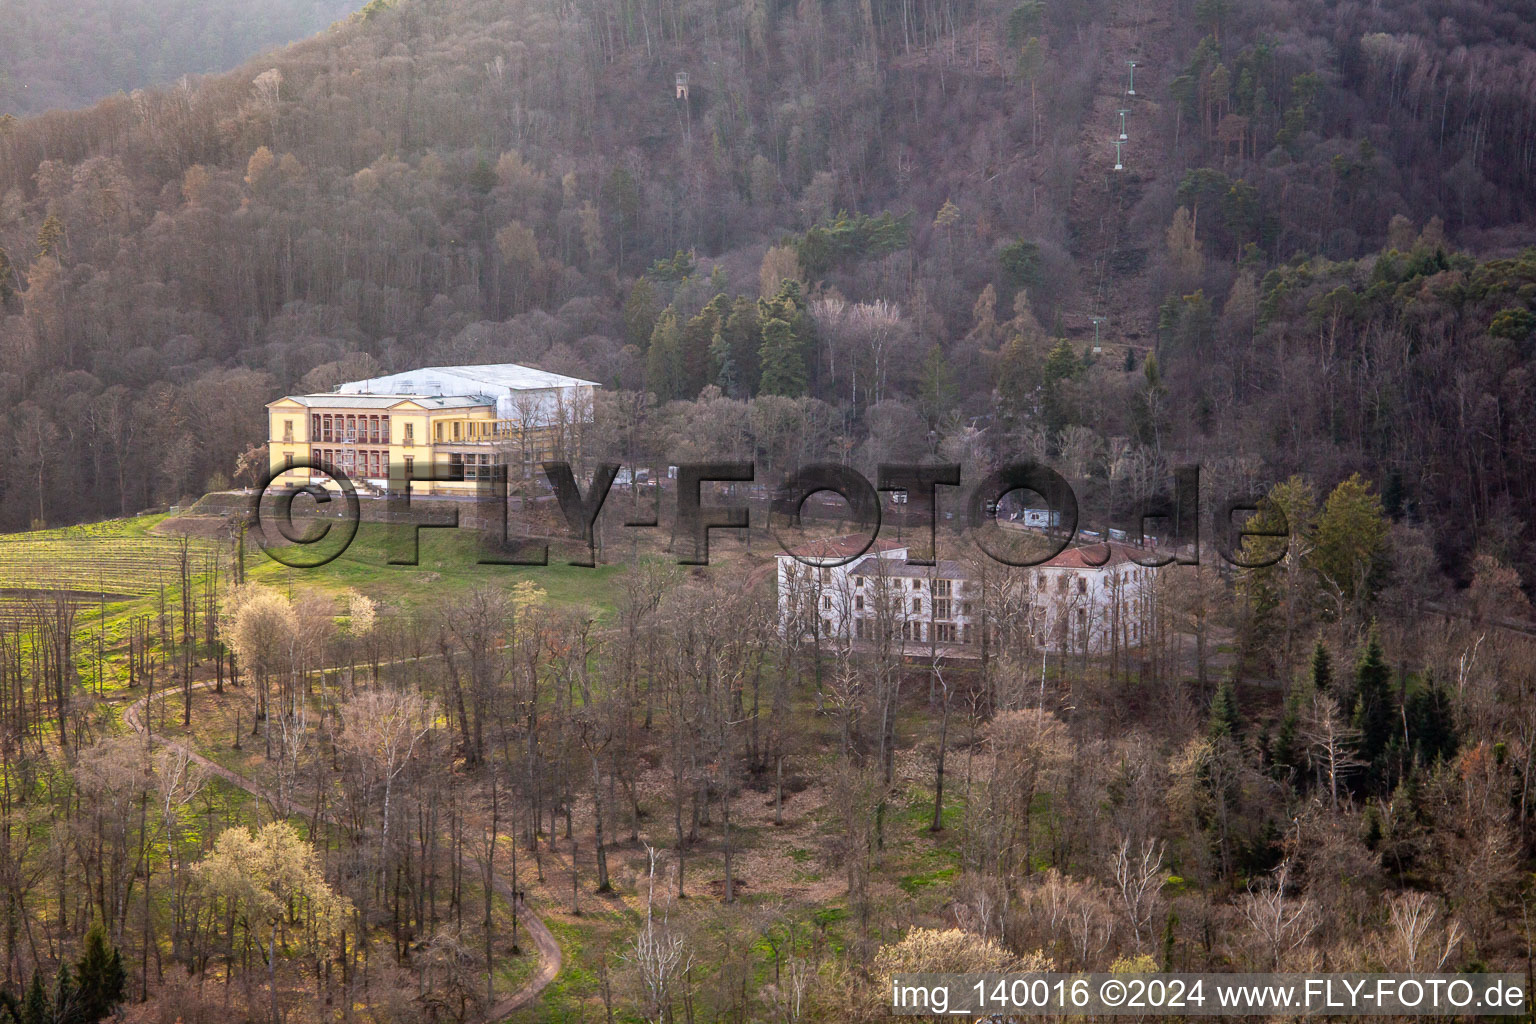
[341,363,599,393]
[272,394,496,410]
[849,557,971,579]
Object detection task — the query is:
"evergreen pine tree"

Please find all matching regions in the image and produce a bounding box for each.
[51,965,76,1024]
[1362,803,1383,850]
[1208,678,1242,739]
[20,972,48,1024]
[1405,673,1458,768]
[622,276,660,348]
[722,296,762,395]
[1271,688,1304,785]
[1352,630,1395,778]
[644,307,684,401]
[757,316,806,396]
[1309,638,1332,692]
[682,294,729,397]
[75,924,125,1024]
[0,246,14,309]
[708,330,736,396]
[35,214,64,260]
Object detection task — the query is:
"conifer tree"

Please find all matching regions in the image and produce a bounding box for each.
[1352,630,1395,777]
[1405,674,1458,768]
[722,296,762,396]
[35,214,65,260]
[21,972,47,1024]
[1309,638,1332,692]
[1208,678,1242,739]
[623,276,659,348]
[0,246,14,309]
[1271,688,1304,784]
[757,316,806,397]
[51,965,75,1024]
[644,307,684,401]
[75,924,125,1024]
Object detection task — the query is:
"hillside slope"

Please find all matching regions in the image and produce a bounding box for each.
[0,0,1534,577]
[0,0,364,115]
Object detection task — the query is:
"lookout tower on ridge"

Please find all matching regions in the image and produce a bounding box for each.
[675,72,689,100]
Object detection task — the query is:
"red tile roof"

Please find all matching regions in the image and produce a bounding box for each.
[1040,541,1144,569]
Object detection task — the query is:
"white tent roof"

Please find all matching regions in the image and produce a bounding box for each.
[338,364,599,394]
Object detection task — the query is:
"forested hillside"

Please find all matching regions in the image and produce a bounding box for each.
[4,2,1536,1020]
[0,0,363,115]
[1,0,1535,582]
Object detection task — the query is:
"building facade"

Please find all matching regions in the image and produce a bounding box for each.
[777,535,1157,656]
[266,363,598,494]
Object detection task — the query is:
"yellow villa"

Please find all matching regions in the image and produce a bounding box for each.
[266,363,598,495]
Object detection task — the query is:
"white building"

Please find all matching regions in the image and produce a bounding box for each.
[776,535,1157,655]
[268,362,599,493]
[776,535,908,640]
[338,363,599,427]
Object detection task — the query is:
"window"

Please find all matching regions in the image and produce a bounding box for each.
[311,414,320,438]
[404,423,415,445]
[321,415,333,442]
[963,623,973,644]
[855,577,864,588]
[821,617,832,634]
[283,419,294,442]
[911,597,922,613]
[855,595,864,610]
[381,415,390,442]
[346,415,356,441]
[856,619,868,639]
[822,595,832,610]
[935,623,956,643]
[403,456,414,479]
[284,453,293,469]
[962,601,972,615]
[911,579,921,590]
[934,599,951,620]
[1077,576,1087,594]
[934,579,952,596]
[1057,574,1069,593]
[310,447,321,465]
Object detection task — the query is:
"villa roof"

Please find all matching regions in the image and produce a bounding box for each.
[843,541,1150,577]
[848,557,970,579]
[781,534,905,560]
[270,394,496,410]
[339,363,600,393]
[1039,541,1143,569]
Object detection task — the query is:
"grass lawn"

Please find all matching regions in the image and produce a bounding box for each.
[247,521,628,619]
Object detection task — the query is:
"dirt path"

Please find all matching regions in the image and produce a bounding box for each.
[122,681,561,1023]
